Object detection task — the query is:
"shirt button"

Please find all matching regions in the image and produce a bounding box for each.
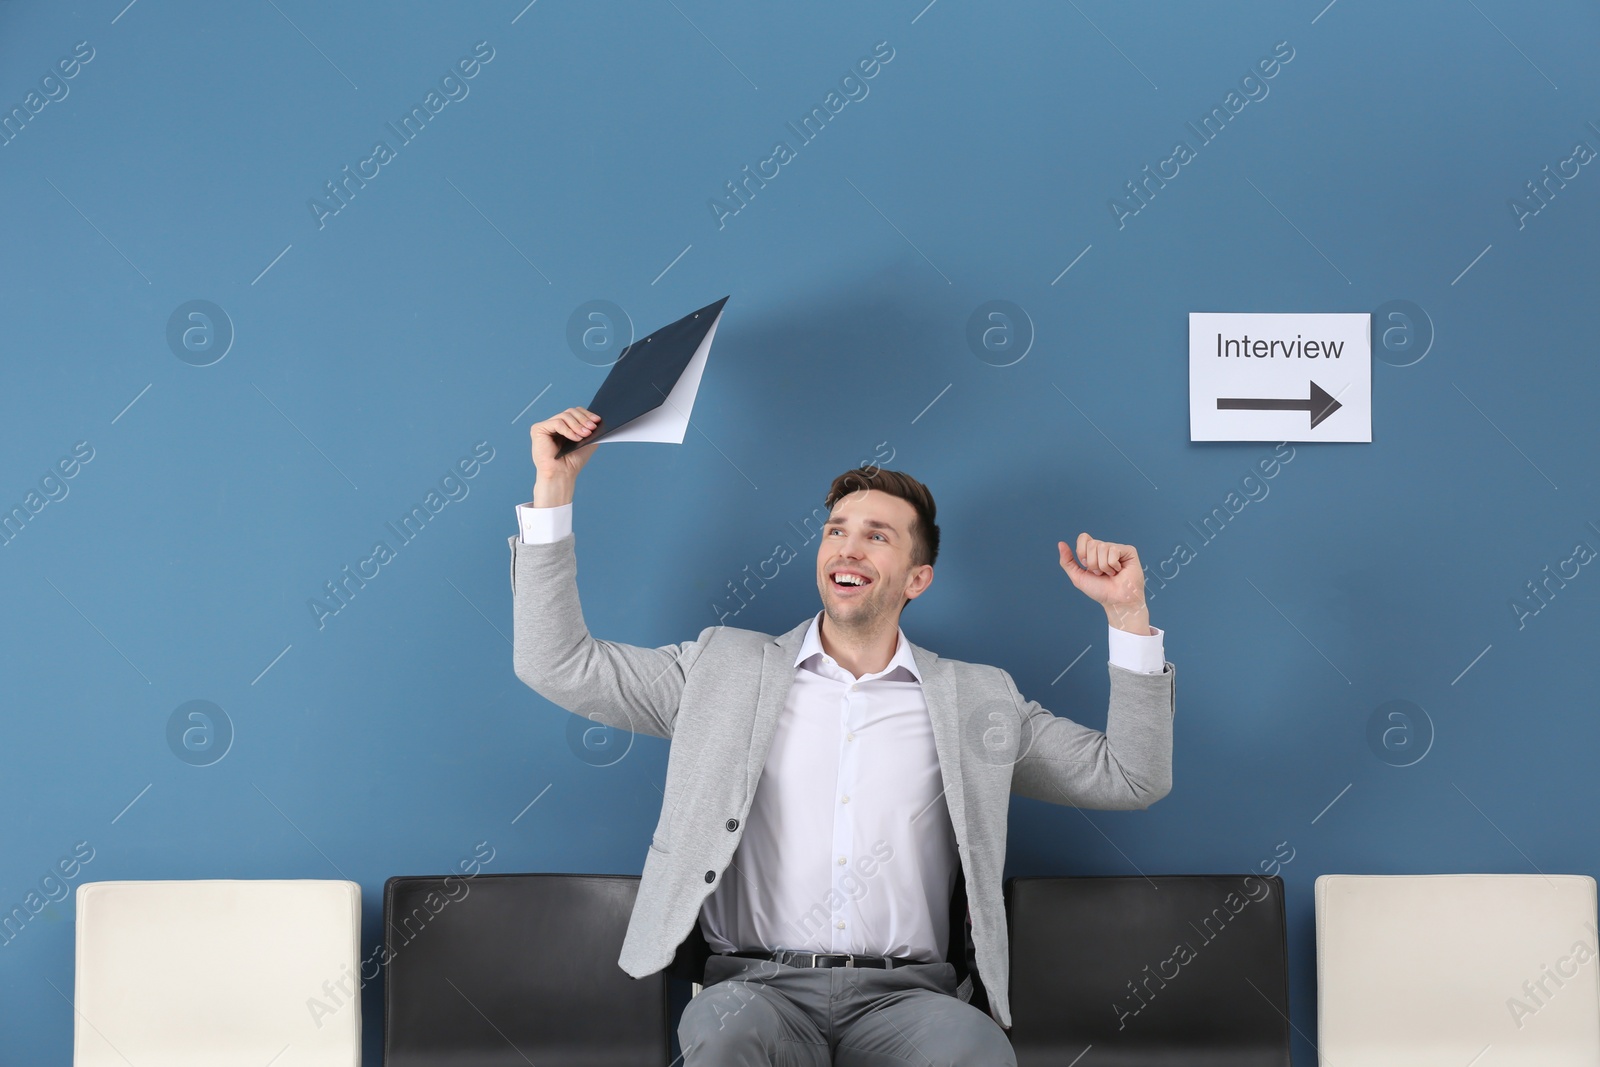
[846,732,855,741]
[849,684,858,691]
[704,870,715,883]
[836,921,845,929]
[726,818,739,831]
[841,795,850,804]
[837,857,846,865]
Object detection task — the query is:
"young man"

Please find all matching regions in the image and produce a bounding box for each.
[510,407,1175,1065]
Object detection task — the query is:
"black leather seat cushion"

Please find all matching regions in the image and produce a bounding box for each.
[384,873,669,1066]
[1005,874,1291,1066]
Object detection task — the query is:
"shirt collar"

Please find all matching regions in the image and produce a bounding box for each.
[793,610,921,683]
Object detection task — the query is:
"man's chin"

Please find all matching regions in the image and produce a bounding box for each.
[823,595,880,626]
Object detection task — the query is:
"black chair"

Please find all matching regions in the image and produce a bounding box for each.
[383,872,670,1067]
[1005,875,1291,1066]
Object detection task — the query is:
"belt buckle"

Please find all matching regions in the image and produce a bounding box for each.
[809,952,850,968]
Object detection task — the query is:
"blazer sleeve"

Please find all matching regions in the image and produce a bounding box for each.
[508,532,712,740]
[1006,661,1175,810]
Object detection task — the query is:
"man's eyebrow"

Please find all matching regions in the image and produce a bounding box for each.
[824,515,899,533]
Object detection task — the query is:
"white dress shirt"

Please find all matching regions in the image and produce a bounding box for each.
[516,500,1167,960]
[700,610,958,960]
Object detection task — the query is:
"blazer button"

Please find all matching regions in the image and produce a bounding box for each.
[726,818,739,831]
[704,870,715,883]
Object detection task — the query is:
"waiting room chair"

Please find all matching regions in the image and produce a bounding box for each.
[1005,874,1291,1066]
[1316,873,1600,1065]
[383,872,670,1066]
[73,878,362,1067]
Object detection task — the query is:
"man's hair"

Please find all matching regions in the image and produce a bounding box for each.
[822,467,940,569]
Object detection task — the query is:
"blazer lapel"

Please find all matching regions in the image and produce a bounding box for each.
[912,642,967,849]
[744,617,813,800]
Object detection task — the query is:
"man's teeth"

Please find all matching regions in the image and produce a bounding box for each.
[834,574,867,586]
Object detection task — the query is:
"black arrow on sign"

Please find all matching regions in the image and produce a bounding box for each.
[1217,380,1342,428]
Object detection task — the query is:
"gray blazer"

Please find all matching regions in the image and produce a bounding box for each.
[509,532,1176,1029]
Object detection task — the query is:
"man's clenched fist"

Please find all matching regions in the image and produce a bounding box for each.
[1058,533,1151,635]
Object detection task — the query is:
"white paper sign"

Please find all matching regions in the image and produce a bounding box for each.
[1189,312,1371,442]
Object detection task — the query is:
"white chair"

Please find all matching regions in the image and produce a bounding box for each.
[74,879,362,1067]
[1316,873,1600,1066]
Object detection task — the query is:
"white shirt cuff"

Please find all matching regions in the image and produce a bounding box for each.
[1107,623,1165,674]
[517,501,572,544]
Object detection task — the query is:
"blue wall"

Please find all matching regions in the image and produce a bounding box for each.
[3,0,1598,1060]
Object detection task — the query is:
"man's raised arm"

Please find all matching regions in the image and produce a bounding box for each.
[1009,533,1175,810]
[509,407,708,740]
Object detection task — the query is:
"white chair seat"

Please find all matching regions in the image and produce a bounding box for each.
[1316,873,1600,1066]
[74,879,361,1067]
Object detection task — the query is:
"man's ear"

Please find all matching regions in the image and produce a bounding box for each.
[903,564,934,602]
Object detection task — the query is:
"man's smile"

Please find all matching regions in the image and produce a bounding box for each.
[829,568,874,594]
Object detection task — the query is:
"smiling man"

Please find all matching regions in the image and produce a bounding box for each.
[510,406,1176,1066]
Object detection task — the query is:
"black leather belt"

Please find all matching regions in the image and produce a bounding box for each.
[726,948,922,970]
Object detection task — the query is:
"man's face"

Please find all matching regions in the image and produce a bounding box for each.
[816,488,933,629]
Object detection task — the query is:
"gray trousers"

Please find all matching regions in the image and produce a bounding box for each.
[678,954,1017,1066]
